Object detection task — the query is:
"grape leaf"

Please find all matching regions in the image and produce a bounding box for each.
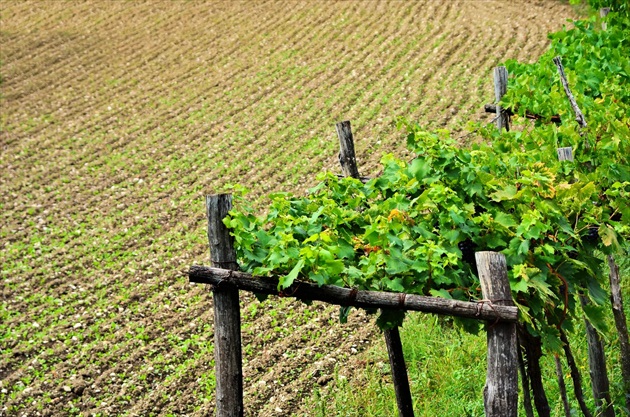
[279,259,304,290]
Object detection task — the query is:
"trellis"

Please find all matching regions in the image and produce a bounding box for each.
[188,121,520,416]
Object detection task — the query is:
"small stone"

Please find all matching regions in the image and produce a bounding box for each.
[70,379,87,396]
[62,386,71,392]
[316,375,333,386]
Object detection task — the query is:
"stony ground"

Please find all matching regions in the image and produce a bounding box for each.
[1,1,577,416]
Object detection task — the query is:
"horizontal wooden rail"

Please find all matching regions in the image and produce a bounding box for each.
[484,104,561,124]
[189,265,518,322]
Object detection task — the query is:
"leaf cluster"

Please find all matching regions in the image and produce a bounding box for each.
[224,13,629,348]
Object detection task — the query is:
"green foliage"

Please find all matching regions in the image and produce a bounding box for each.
[225,11,630,350]
[570,0,629,17]
[309,314,487,416]
[307,277,629,416]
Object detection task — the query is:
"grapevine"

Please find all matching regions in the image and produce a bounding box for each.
[224,10,630,350]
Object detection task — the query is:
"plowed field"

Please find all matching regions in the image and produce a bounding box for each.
[1,1,577,416]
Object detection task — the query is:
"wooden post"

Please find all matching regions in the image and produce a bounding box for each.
[475,252,518,417]
[556,147,574,162]
[335,120,361,179]
[600,7,610,30]
[384,326,415,417]
[206,194,244,417]
[517,344,535,417]
[560,329,594,417]
[608,255,630,411]
[335,120,414,417]
[553,56,587,130]
[519,330,551,417]
[554,354,571,417]
[579,295,615,417]
[554,53,615,413]
[493,66,509,132]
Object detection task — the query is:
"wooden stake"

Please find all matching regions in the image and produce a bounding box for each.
[554,53,616,413]
[493,66,510,132]
[517,342,535,417]
[607,255,630,411]
[475,252,518,417]
[335,120,361,179]
[385,326,415,417]
[335,120,413,416]
[520,330,551,417]
[206,194,243,417]
[560,328,594,417]
[555,354,571,417]
[557,147,574,162]
[553,56,587,129]
[600,7,610,31]
[580,294,615,417]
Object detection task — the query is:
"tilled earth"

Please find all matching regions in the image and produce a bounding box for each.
[1,1,576,416]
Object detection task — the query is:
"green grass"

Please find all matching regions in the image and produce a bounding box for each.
[306,257,630,416]
[308,314,486,417]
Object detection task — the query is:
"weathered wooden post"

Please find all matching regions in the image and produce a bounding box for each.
[493,66,510,132]
[206,194,243,417]
[554,96,576,417]
[475,252,518,417]
[336,120,361,179]
[553,57,587,130]
[517,347,535,417]
[554,55,616,416]
[600,8,630,408]
[608,255,630,410]
[579,294,615,417]
[554,354,572,417]
[559,329,594,417]
[600,7,610,30]
[383,325,415,417]
[335,120,415,417]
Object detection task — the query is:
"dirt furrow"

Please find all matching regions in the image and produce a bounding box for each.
[1,1,294,150]
[227,2,445,189]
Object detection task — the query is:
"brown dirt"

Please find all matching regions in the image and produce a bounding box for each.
[1,1,577,416]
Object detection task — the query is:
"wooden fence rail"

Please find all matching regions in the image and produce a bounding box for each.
[189,265,518,322]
